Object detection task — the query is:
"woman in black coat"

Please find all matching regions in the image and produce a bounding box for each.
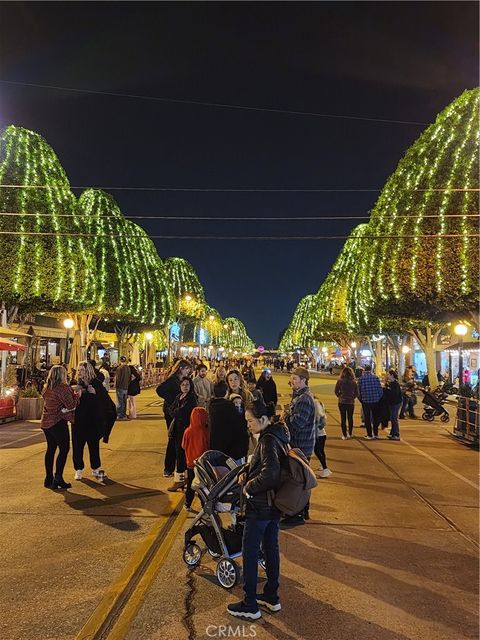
[156,358,191,477]
[167,377,197,491]
[255,369,278,407]
[72,361,108,482]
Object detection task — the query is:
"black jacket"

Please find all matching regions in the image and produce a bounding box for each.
[156,375,181,421]
[209,397,249,460]
[169,391,197,437]
[127,366,141,396]
[384,380,403,405]
[74,378,107,437]
[244,421,290,520]
[255,377,278,406]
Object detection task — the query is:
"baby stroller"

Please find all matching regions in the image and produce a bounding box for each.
[182,450,265,589]
[422,390,450,422]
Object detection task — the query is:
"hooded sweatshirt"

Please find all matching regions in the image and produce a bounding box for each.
[182,407,210,469]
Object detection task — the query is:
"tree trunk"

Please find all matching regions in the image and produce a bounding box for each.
[374,340,383,375]
[410,326,441,387]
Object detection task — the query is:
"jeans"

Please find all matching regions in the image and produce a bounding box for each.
[361,402,380,437]
[116,388,128,418]
[243,517,280,606]
[72,424,101,471]
[390,402,402,437]
[42,420,70,480]
[314,435,327,469]
[338,403,354,437]
[400,395,415,418]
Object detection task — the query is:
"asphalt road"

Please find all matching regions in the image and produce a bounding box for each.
[0,373,478,640]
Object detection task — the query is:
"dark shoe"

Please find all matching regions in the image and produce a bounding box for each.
[227,600,261,620]
[51,477,72,490]
[280,515,305,529]
[399,414,405,419]
[44,476,53,488]
[256,593,282,612]
[304,509,310,521]
[163,471,174,478]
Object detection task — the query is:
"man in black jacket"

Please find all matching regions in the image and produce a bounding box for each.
[227,398,289,621]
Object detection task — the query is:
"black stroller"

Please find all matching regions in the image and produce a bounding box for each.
[182,450,265,588]
[422,390,450,422]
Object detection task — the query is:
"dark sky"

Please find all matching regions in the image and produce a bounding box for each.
[0,2,478,346]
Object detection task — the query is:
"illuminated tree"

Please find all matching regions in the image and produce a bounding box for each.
[219,317,255,353]
[279,295,319,351]
[0,126,95,320]
[78,189,174,326]
[164,257,206,322]
[351,88,480,379]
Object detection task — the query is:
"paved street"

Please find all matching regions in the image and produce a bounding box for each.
[0,374,478,640]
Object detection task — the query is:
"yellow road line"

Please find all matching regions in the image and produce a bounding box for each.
[107,508,188,640]
[75,495,185,640]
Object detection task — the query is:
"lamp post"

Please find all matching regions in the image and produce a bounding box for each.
[63,318,74,364]
[454,323,468,388]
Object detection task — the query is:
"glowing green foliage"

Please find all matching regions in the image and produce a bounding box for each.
[164,257,206,321]
[0,126,96,311]
[78,189,175,325]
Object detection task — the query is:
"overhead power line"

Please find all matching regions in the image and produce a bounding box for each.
[0,212,478,220]
[0,79,429,126]
[0,184,478,193]
[0,231,478,240]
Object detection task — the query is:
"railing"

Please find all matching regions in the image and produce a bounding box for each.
[453,396,479,444]
[140,368,165,389]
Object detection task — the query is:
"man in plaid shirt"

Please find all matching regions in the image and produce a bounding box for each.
[357,364,383,439]
[282,366,316,527]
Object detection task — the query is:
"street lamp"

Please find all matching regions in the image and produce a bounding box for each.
[63,318,74,364]
[209,315,215,321]
[454,323,468,387]
[401,345,411,354]
[185,294,192,302]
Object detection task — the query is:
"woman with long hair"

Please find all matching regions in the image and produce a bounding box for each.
[41,365,78,490]
[212,365,228,398]
[167,377,197,491]
[334,366,358,439]
[72,361,108,481]
[226,369,254,405]
[156,358,192,477]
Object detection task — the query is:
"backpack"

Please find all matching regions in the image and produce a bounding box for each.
[314,398,326,437]
[265,434,318,516]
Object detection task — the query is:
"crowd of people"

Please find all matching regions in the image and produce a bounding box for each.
[38,353,460,621]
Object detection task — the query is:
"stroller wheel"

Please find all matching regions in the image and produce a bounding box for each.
[440,413,450,423]
[183,543,202,567]
[208,548,222,559]
[422,412,434,422]
[216,558,240,589]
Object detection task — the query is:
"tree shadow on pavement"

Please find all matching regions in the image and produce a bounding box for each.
[59,479,167,531]
[278,525,478,638]
[261,573,413,640]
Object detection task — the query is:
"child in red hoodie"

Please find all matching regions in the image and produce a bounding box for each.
[181,406,210,511]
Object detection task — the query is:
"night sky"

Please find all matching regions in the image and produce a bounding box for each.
[1,2,478,346]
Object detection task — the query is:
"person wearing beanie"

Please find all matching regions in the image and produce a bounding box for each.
[181,407,210,511]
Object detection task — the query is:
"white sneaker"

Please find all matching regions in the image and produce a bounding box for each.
[74,469,83,480]
[341,436,347,440]
[364,435,374,440]
[321,468,332,478]
[346,434,351,439]
[93,468,107,481]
